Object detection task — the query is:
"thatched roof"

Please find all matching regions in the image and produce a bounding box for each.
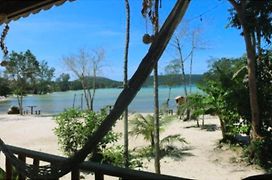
[0,0,75,24]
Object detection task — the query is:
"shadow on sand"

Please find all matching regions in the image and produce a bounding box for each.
[185,123,219,132]
[161,146,195,161]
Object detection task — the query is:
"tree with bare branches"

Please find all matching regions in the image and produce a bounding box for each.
[63,48,104,111]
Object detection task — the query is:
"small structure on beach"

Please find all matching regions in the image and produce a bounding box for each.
[7,106,19,114]
[175,96,186,105]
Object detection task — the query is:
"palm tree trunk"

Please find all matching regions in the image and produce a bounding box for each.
[153,0,160,174]
[153,63,160,173]
[65,1,190,175]
[123,0,130,168]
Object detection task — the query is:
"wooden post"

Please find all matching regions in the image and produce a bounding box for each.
[73,94,76,108]
[5,158,12,180]
[71,168,80,180]
[18,154,26,180]
[95,172,104,180]
[32,158,40,175]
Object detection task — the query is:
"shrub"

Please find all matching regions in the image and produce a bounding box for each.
[54,108,120,162]
[244,138,272,170]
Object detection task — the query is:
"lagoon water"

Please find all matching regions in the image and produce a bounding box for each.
[0,86,199,115]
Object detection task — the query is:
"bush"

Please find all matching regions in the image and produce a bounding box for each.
[54,108,120,162]
[101,145,143,168]
[244,138,272,170]
[54,108,143,168]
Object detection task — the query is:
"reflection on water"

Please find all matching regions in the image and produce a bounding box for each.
[0,86,200,115]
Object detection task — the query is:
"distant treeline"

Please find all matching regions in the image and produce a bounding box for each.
[0,74,203,96]
[67,76,123,90]
[57,74,203,91]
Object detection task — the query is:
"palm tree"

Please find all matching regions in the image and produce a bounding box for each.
[129,114,187,158]
[123,0,130,168]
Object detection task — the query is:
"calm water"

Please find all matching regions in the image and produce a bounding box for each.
[0,86,199,115]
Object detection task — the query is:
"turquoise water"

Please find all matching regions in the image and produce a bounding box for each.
[0,86,200,115]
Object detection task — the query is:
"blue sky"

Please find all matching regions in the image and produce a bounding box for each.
[2,0,246,80]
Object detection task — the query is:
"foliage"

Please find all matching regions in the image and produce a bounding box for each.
[5,50,40,94]
[179,93,210,127]
[256,51,272,136]
[101,145,143,169]
[129,114,187,160]
[0,77,11,96]
[0,167,19,180]
[55,73,71,91]
[4,50,41,114]
[228,0,272,45]
[135,134,187,160]
[36,60,55,94]
[244,138,272,170]
[143,74,203,87]
[202,54,272,168]
[54,108,144,168]
[54,108,120,162]
[0,168,4,180]
[3,50,55,96]
[129,114,174,146]
[199,57,249,139]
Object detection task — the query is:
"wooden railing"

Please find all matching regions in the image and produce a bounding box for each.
[1,144,190,180]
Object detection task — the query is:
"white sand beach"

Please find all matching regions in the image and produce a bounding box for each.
[0,114,264,180]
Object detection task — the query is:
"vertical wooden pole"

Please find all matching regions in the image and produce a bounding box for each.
[5,158,12,180]
[95,172,104,180]
[71,168,80,180]
[18,154,26,180]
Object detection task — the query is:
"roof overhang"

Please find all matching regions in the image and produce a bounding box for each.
[0,0,75,25]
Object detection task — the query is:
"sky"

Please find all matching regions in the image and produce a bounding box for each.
[1,0,246,81]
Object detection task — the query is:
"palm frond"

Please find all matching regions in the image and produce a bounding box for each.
[161,134,187,145]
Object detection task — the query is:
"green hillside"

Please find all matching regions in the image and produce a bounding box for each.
[70,76,123,90]
[68,74,203,90]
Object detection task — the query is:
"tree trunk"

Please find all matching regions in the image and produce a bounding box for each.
[228,0,261,140]
[154,63,160,174]
[153,0,160,174]
[123,0,130,168]
[175,37,189,120]
[219,115,226,140]
[90,66,97,111]
[189,32,195,94]
[80,78,91,110]
[64,1,190,176]
[17,95,23,115]
[166,86,171,109]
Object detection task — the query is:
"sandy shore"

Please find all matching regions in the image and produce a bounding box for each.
[0,113,264,180]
